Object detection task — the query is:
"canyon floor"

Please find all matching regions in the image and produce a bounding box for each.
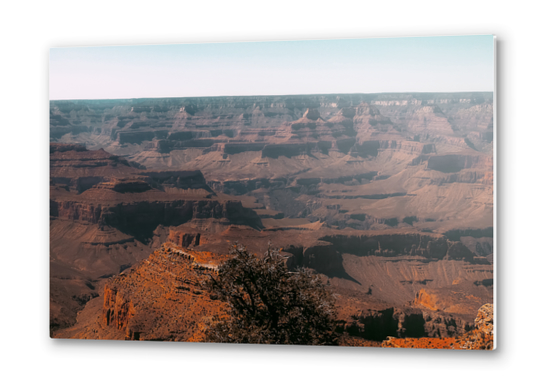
[50,92,494,348]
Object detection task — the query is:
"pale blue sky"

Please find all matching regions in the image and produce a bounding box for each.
[49,35,494,100]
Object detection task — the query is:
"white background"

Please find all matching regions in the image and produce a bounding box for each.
[1,1,539,382]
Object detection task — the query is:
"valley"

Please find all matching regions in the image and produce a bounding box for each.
[50,92,494,346]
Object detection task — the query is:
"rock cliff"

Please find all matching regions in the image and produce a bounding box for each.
[55,243,227,341]
[381,304,494,349]
[50,144,261,330]
[347,306,472,340]
[50,144,262,241]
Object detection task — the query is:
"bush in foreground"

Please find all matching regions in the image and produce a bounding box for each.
[204,244,338,345]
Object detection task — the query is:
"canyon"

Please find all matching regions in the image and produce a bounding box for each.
[50,92,494,348]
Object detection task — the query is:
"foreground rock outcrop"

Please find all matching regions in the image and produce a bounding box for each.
[381,304,494,349]
[55,243,228,341]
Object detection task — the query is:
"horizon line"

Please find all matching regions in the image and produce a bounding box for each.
[49,90,494,102]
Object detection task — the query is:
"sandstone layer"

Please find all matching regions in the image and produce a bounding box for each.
[381,304,494,349]
[50,144,260,330]
[55,243,227,341]
[50,92,494,348]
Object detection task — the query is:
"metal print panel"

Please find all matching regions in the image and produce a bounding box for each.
[49,35,495,349]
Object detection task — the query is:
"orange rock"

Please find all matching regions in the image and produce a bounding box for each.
[382,304,494,350]
[413,289,439,311]
[98,243,228,341]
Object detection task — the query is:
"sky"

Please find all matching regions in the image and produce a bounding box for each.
[49,35,494,100]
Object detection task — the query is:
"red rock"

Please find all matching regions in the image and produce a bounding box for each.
[382,304,494,350]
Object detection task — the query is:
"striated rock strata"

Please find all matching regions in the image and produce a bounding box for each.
[346,307,472,340]
[382,304,494,350]
[55,243,228,341]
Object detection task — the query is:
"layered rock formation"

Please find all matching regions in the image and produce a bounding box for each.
[50,92,494,347]
[381,304,494,349]
[50,144,260,331]
[50,144,262,241]
[55,243,228,341]
[55,237,493,349]
[318,232,477,261]
[346,307,472,340]
[52,93,493,231]
[101,244,226,341]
